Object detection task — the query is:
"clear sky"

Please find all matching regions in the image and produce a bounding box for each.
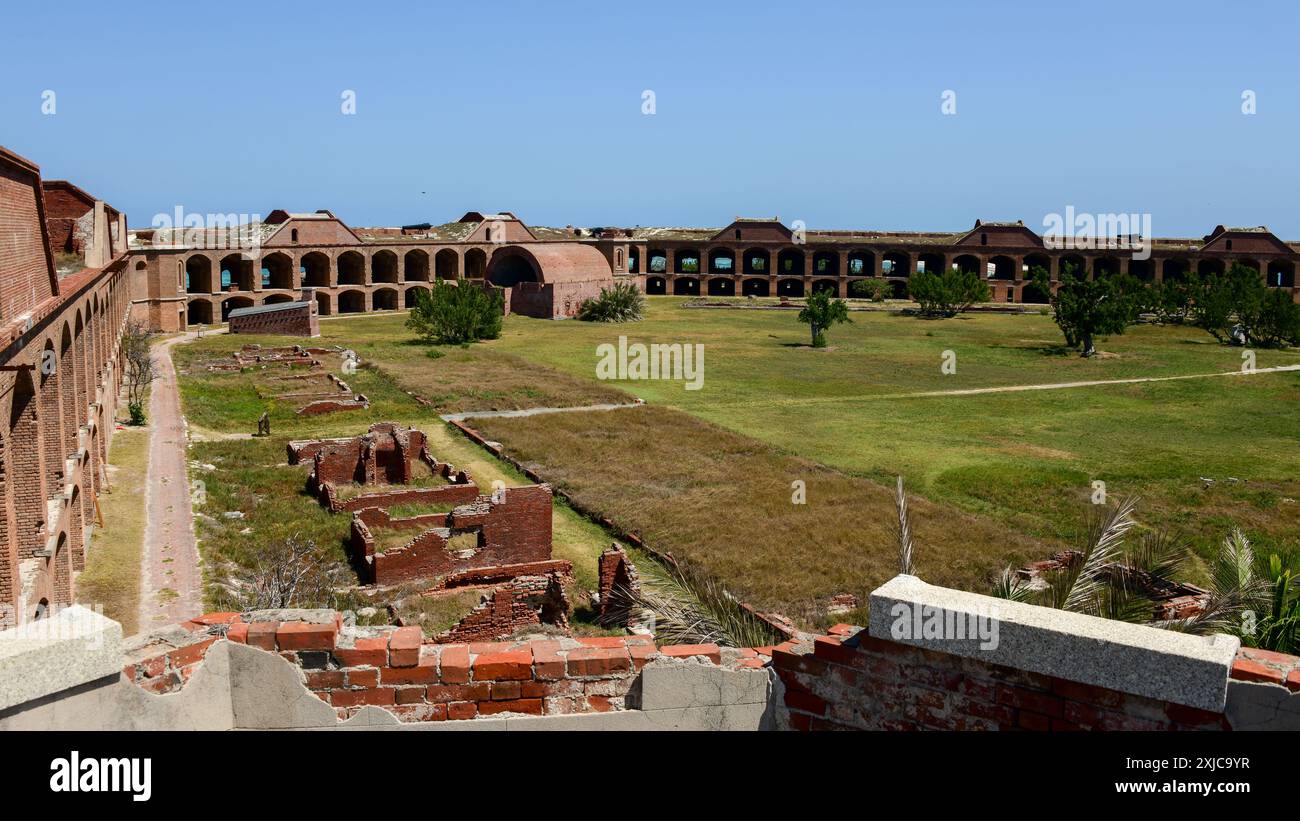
[3,0,1297,236]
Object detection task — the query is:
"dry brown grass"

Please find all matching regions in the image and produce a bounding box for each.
[472,405,1058,624]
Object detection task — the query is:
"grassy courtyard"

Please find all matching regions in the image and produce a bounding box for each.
[173,297,1300,628]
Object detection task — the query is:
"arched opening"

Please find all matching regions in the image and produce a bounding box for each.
[220,253,255,290]
[1060,254,1087,279]
[674,249,701,274]
[883,252,911,277]
[647,249,668,274]
[373,288,399,311]
[1128,259,1154,282]
[464,248,487,279]
[404,249,430,282]
[989,255,1017,281]
[707,277,735,297]
[372,250,399,284]
[812,251,839,277]
[628,247,639,273]
[8,369,41,560]
[435,249,460,281]
[38,339,62,504]
[404,286,429,308]
[1267,260,1295,288]
[741,278,770,297]
[1023,253,1051,279]
[337,290,365,314]
[742,248,769,276]
[261,252,294,289]
[1198,259,1225,278]
[221,295,254,322]
[301,252,330,287]
[811,279,838,295]
[187,299,213,325]
[777,249,804,277]
[889,280,908,299]
[672,277,699,296]
[776,278,804,298]
[709,249,735,275]
[645,276,667,295]
[315,291,333,316]
[849,250,875,276]
[917,252,943,276]
[1021,280,1051,304]
[1162,258,1190,283]
[1094,256,1122,278]
[59,326,76,465]
[953,254,981,275]
[263,293,294,305]
[53,532,69,604]
[1236,258,1260,274]
[488,252,540,287]
[185,256,213,294]
[338,251,365,285]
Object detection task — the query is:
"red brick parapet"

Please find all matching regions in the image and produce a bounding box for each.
[1231,647,1300,692]
[121,610,766,722]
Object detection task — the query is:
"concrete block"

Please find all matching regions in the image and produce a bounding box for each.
[0,606,123,711]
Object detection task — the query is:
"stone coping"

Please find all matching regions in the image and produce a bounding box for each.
[0,605,123,711]
[867,574,1240,712]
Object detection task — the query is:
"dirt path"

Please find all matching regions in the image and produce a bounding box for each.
[137,334,204,630]
[440,399,645,422]
[746,363,1300,407]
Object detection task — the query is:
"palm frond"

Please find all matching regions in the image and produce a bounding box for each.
[1059,496,1140,615]
[990,567,1035,603]
[602,565,784,648]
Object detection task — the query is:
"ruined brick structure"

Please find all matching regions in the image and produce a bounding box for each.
[227,299,320,337]
[41,179,124,263]
[351,484,555,585]
[0,145,132,625]
[597,543,641,626]
[431,569,572,644]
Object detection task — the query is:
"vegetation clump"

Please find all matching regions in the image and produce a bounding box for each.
[909,268,991,317]
[406,280,503,345]
[577,282,646,323]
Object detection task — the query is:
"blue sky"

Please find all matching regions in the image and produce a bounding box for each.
[3,0,1297,236]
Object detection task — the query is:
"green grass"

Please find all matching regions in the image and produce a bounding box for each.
[77,427,149,636]
[477,298,1300,570]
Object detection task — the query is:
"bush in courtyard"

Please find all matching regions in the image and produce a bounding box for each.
[406,280,503,345]
[1189,263,1298,347]
[1038,265,1142,356]
[848,279,890,302]
[908,267,991,317]
[797,289,851,347]
[577,281,646,323]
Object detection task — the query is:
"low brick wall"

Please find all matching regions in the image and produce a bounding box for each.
[773,628,1229,731]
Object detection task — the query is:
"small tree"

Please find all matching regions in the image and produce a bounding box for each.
[909,267,991,317]
[577,282,646,323]
[1038,266,1140,357]
[797,290,851,348]
[122,320,155,425]
[406,280,503,345]
[242,536,334,610]
[848,279,890,302]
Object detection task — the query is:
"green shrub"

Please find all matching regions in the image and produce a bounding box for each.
[128,401,146,426]
[908,268,991,317]
[797,289,851,347]
[405,280,503,345]
[577,282,646,323]
[848,279,890,302]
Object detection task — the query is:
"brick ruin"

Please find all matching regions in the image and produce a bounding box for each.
[284,424,571,642]
[350,484,557,585]
[288,422,478,512]
[194,345,370,416]
[227,299,320,337]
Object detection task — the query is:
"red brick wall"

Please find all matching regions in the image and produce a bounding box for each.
[773,627,1230,731]
[41,185,92,257]
[0,158,56,319]
[363,485,553,585]
[228,302,319,337]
